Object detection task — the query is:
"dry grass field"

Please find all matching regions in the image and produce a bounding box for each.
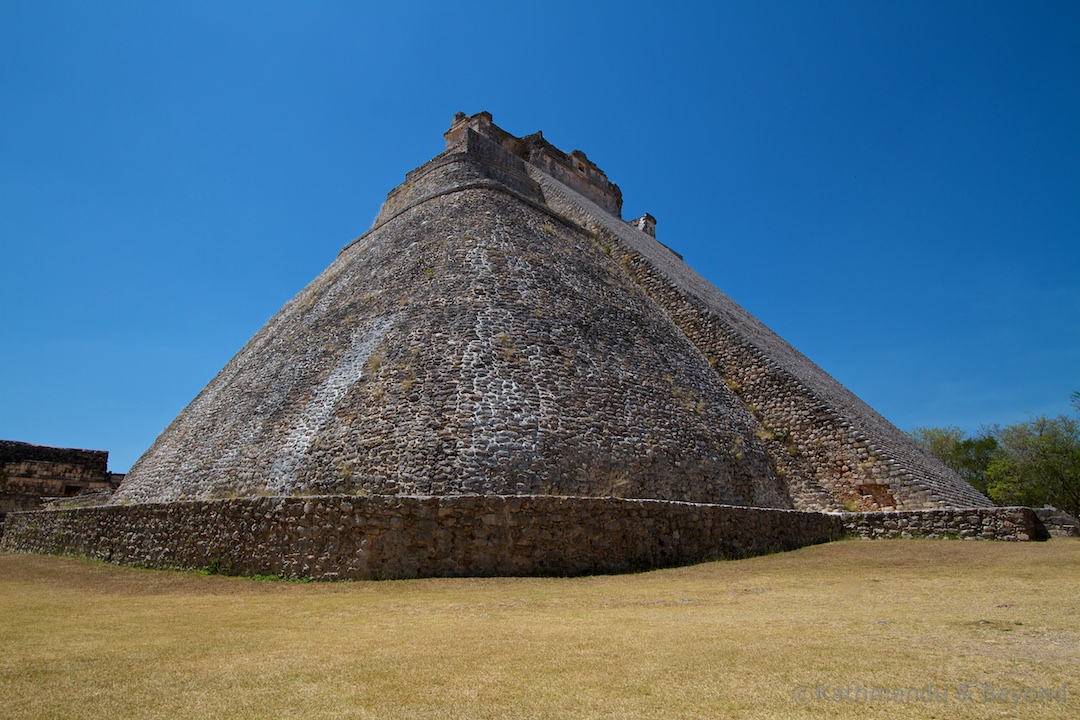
[1,539,1076,719]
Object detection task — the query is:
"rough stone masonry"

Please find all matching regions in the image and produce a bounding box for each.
[3,112,1027,580]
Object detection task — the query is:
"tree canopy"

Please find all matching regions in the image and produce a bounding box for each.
[910,394,1080,517]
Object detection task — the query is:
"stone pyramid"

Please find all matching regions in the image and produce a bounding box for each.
[114,111,990,514]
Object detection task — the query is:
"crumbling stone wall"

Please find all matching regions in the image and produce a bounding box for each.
[0,496,844,580]
[0,440,117,516]
[0,441,108,475]
[442,111,623,216]
[372,126,547,225]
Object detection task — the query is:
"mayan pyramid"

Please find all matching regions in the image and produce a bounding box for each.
[114,111,990,514]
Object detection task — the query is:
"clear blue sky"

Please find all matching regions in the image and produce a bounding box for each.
[2,1,1077,472]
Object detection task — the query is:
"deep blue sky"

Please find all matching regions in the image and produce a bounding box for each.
[2,1,1077,472]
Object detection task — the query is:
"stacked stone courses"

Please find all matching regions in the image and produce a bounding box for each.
[0,496,845,580]
[0,440,119,517]
[1,111,1010,578]
[0,441,108,475]
[1,500,1044,580]
[844,508,1049,542]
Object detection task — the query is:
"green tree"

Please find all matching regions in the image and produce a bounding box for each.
[910,425,966,463]
[910,425,997,495]
[984,413,1080,516]
[912,393,1080,512]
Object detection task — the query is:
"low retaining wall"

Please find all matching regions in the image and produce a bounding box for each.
[842,507,1049,541]
[1,500,1052,580]
[1034,507,1080,537]
[0,495,843,580]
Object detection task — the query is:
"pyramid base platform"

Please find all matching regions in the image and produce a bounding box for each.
[0,496,1045,580]
[0,495,844,579]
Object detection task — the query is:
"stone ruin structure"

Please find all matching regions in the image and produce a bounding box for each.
[0,440,122,522]
[4,112,1036,580]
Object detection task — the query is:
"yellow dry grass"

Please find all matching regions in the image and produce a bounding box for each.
[1,539,1077,719]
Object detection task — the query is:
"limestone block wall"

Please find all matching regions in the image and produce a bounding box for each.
[442,111,623,216]
[522,141,623,217]
[843,508,1050,541]
[372,128,546,225]
[0,496,844,580]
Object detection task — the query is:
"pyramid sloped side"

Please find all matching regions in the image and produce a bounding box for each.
[116,172,792,507]
[530,168,992,511]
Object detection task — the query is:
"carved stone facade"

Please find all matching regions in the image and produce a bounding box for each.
[0,440,121,518]
[628,213,656,237]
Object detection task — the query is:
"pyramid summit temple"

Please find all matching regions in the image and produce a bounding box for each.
[5,112,1040,579]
